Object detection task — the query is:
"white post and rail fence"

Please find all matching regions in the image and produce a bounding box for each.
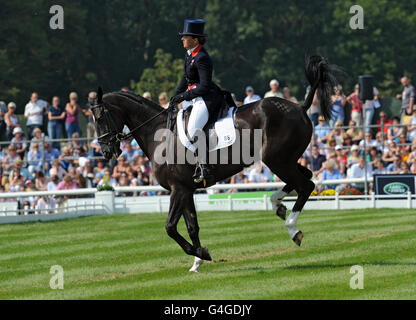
[0,178,415,225]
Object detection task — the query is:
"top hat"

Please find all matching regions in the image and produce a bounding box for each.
[179,19,208,37]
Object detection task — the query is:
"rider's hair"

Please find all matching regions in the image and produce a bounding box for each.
[193,36,206,45]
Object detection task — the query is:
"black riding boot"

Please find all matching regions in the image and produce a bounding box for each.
[192,136,211,184]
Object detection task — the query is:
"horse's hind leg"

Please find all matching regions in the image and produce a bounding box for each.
[270,164,313,220]
[267,163,315,246]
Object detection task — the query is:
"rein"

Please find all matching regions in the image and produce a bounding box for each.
[93,102,171,142]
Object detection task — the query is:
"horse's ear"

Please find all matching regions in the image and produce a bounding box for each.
[97,87,103,104]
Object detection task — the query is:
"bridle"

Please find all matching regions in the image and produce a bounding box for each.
[91,101,171,154]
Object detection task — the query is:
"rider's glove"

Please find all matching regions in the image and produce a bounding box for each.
[170,94,185,105]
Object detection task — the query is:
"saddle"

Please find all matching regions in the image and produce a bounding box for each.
[169,91,237,153]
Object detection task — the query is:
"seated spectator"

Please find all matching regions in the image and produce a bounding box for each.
[382,141,398,164]
[283,87,298,103]
[407,142,416,164]
[321,160,344,190]
[387,117,403,143]
[376,111,392,134]
[30,128,45,152]
[27,143,43,174]
[90,138,103,157]
[400,162,410,174]
[230,171,249,185]
[335,145,347,173]
[11,127,27,159]
[328,121,345,146]
[69,132,87,154]
[387,156,402,174]
[9,159,33,181]
[348,158,373,191]
[59,147,73,171]
[98,168,117,188]
[143,92,152,101]
[397,132,411,153]
[325,138,337,159]
[48,175,60,191]
[244,86,261,104]
[94,159,107,184]
[5,102,20,141]
[2,145,21,173]
[373,160,387,175]
[346,84,363,126]
[35,171,48,191]
[342,134,353,149]
[367,146,381,166]
[359,132,379,150]
[410,159,416,174]
[121,142,139,162]
[308,145,326,177]
[248,163,271,183]
[75,173,87,189]
[44,142,61,166]
[158,92,170,109]
[347,145,361,167]
[112,155,131,180]
[314,115,331,144]
[117,172,130,187]
[49,160,67,179]
[56,174,78,190]
[346,120,363,144]
[9,168,24,193]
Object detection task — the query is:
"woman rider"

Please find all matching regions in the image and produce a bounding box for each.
[170,19,224,184]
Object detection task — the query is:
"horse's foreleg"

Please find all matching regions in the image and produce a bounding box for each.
[270,184,292,220]
[165,189,195,256]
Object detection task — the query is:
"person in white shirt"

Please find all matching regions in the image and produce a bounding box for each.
[24,92,47,139]
[348,157,372,191]
[358,132,379,149]
[264,79,284,98]
[248,163,271,183]
[243,86,261,105]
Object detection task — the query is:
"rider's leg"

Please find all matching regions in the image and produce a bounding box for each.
[187,97,211,183]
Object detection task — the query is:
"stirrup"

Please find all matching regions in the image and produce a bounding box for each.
[193,164,210,183]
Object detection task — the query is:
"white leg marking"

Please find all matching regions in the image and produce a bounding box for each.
[189,256,204,273]
[285,211,300,239]
[270,188,288,211]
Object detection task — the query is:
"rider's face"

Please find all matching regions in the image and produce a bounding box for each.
[181,36,199,50]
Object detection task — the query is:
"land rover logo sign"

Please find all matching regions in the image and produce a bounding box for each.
[383,182,410,195]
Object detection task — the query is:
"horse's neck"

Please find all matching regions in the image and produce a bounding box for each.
[125,101,166,160]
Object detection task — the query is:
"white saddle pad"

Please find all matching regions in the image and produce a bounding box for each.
[177,107,236,153]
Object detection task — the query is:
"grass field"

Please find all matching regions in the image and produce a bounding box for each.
[1,208,416,300]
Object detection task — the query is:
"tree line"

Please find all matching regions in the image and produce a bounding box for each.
[1,0,415,112]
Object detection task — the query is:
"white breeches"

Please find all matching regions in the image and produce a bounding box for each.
[183,97,209,139]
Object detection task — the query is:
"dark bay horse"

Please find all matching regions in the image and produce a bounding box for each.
[92,55,338,271]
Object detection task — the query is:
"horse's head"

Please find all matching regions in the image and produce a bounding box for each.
[91,87,124,160]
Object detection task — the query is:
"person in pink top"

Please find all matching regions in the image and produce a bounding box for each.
[347,84,363,126]
[65,92,81,138]
[56,174,78,190]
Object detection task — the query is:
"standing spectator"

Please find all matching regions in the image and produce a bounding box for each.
[143,92,152,100]
[330,85,347,127]
[264,79,283,98]
[48,96,65,149]
[396,76,415,122]
[158,92,170,109]
[244,86,261,104]
[305,87,320,126]
[283,87,298,103]
[346,84,363,126]
[24,92,48,139]
[0,101,7,139]
[65,92,81,138]
[407,109,416,142]
[4,102,20,141]
[362,87,380,131]
[376,111,392,134]
[11,127,27,159]
[81,91,97,145]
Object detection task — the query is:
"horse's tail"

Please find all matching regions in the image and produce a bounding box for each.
[302,55,339,121]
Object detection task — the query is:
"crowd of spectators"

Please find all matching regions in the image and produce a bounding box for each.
[0,75,414,212]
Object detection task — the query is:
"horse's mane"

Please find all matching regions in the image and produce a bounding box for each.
[113,90,163,111]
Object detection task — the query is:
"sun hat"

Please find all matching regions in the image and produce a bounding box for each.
[13,127,23,135]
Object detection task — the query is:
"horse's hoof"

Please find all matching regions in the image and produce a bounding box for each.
[276,204,287,220]
[196,247,212,261]
[292,231,303,246]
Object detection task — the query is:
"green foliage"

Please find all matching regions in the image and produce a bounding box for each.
[131,49,183,100]
[0,0,415,110]
[97,184,115,192]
